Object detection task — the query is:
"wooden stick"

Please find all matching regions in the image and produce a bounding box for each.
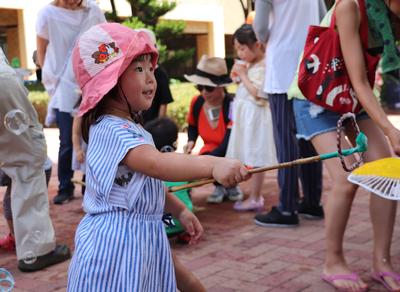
[169,155,322,192]
[71,179,86,186]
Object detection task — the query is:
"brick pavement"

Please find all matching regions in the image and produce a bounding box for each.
[1,117,400,291]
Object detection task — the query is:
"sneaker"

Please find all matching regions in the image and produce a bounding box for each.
[226,186,244,201]
[0,233,15,252]
[254,207,299,227]
[207,185,227,203]
[298,202,324,220]
[53,190,74,205]
[233,197,264,212]
[18,244,71,272]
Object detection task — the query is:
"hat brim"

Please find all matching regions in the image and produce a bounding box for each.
[184,74,232,87]
[78,56,124,116]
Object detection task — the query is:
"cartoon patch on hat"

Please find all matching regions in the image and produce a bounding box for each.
[91,42,120,64]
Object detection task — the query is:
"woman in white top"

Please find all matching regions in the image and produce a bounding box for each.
[36,0,105,204]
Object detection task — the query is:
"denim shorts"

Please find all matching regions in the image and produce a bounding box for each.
[293,98,369,141]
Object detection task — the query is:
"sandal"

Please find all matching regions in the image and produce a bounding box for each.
[322,272,368,292]
[233,197,264,212]
[371,271,400,291]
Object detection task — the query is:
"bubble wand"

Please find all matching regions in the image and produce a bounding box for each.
[169,113,367,192]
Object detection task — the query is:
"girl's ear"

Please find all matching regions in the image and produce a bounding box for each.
[255,41,266,52]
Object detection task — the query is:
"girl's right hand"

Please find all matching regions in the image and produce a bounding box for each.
[212,158,250,187]
[387,127,400,156]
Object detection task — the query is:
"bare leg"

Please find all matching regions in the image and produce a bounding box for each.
[173,252,206,292]
[250,172,265,200]
[312,131,367,291]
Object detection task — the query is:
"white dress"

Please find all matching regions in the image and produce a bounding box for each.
[226,60,277,167]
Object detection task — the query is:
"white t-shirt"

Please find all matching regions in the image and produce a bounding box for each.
[36,1,105,116]
[263,0,325,94]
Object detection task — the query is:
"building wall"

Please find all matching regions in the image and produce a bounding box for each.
[98,0,247,58]
[0,0,246,69]
[0,0,49,69]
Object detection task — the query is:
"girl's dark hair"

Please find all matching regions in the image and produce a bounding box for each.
[233,24,258,46]
[81,85,118,143]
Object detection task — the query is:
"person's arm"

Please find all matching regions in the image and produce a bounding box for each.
[336,0,400,155]
[205,128,231,157]
[36,36,48,68]
[184,96,200,153]
[253,0,273,44]
[232,63,260,98]
[121,144,250,186]
[158,104,168,117]
[72,116,85,163]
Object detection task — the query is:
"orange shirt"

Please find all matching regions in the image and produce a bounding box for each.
[187,95,228,155]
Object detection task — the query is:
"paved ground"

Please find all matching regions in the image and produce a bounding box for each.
[1,116,400,291]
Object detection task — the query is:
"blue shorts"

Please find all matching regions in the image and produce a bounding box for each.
[293,98,369,141]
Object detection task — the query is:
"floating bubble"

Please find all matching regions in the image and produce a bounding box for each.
[22,250,37,265]
[4,109,30,135]
[0,268,15,292]
[31,230,45,244]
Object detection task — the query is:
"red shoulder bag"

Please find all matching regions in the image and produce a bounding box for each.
[298,0,380,114]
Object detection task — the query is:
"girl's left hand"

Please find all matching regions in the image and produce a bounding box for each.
[178,209,204,244]
[387,127,400,156]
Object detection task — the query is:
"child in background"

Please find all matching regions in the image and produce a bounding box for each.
[145,117,206,292]
[0,158,52,251]
[227,24,277,212]
[71,100,86,195]
[67,23,249,291]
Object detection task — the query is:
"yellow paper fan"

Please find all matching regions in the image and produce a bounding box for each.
[348,157,400,200]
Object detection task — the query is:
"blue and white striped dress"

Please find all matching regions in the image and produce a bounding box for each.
[67,115,176,292]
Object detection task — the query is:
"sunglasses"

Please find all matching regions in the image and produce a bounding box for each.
[196,85,216,92]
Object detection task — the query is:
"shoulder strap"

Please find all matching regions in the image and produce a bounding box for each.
[192,95,205,126]
[193,94,232,125]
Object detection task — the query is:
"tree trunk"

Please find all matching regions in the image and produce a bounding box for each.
[110,0,117,17]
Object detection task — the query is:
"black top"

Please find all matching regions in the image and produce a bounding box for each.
[142,67,174,124]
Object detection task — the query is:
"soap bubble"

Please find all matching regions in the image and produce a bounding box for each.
[22,250,37,265]
[4,109,30,135]
[31,230,46,244]
[0,268,15,292]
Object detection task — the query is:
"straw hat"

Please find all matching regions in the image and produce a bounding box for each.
[184,55,232,87]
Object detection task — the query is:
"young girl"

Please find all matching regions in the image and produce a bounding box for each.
[227,24,277,212]
[289,0,400,291]
[67,23,250,291]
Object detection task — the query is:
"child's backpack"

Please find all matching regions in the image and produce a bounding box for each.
[164,181,193,237]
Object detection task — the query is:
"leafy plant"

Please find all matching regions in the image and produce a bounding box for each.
[121,0,193,68]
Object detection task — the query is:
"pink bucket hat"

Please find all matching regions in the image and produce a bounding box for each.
[72,22,158,116]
